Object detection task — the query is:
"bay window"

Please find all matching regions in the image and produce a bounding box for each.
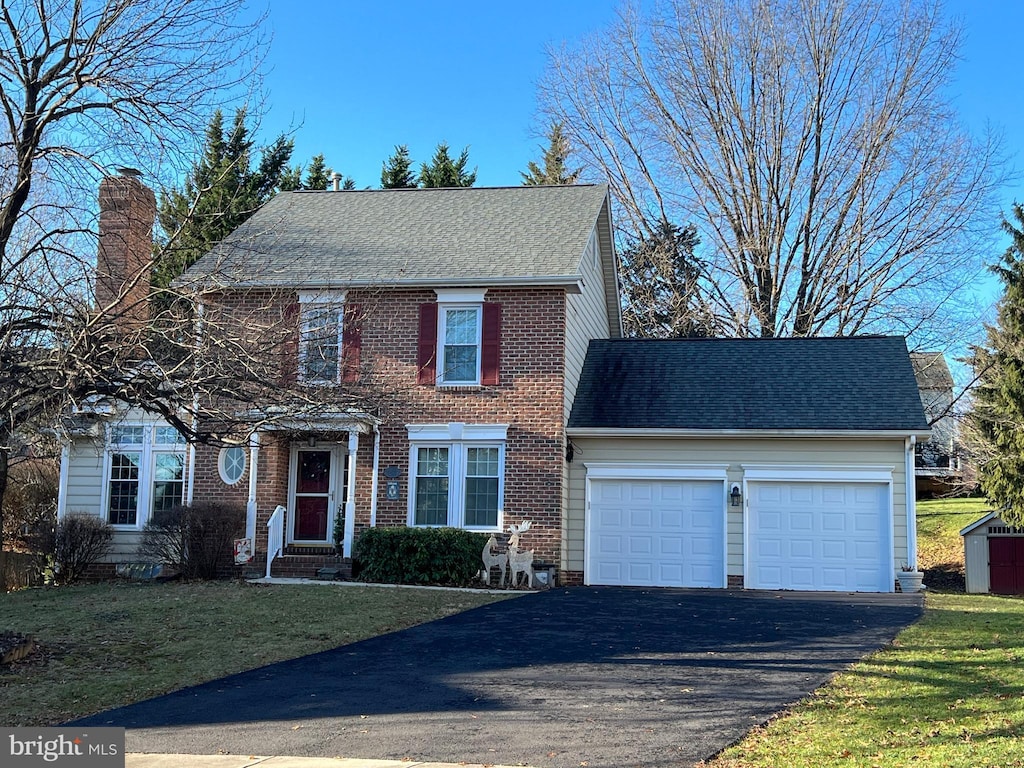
[104,423,186,527]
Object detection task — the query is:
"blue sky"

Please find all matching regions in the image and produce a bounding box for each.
[254,0,1023,322]
[258,1,1023,203]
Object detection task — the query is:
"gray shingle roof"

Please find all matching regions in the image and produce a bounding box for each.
[178,184,610,287]
[568,336,930,432]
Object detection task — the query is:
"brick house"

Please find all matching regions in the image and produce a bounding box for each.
[57,175,620,583]
[57,172,929,593]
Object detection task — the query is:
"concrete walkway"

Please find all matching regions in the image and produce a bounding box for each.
[127,756,532,768]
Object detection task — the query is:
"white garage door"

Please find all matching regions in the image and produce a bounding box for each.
[747,481,890,592]
[588,479,725,587]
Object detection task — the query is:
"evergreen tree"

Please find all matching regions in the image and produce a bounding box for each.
[967,204,1024,526]
[154,108,293,288]
[278,154,352,191]
[419,142,476,188]
[521,122,582,185]
[277,165,302,192]
[381,145,417,188]
[304,154,331,190]
[620,219,716,338]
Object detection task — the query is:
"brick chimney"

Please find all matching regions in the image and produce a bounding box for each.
[95,168,156,335]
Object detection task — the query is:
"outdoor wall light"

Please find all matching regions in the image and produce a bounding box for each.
[730,484,742,507]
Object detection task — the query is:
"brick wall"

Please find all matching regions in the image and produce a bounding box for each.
[194,285,569,567]
[362,287,566,565]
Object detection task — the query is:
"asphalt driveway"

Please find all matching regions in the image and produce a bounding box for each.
[74,587,922,768]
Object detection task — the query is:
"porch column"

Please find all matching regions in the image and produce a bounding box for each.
[246,431,261,544]
[344,431,358,557]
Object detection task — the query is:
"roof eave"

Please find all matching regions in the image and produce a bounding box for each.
[175,274,585,294]
[566,427,932,440]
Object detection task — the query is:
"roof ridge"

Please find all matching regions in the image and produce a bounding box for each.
[285,184,603,194]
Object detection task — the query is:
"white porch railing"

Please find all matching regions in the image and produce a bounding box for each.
[266,504,285,579]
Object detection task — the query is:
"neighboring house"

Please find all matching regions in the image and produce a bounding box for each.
[57,173,930,592]
[566,337,929,592]
[909,351,961,495]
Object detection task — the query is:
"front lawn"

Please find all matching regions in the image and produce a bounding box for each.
[0,581,512,726]
[704,592,1024,768]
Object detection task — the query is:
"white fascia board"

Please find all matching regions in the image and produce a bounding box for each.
[742,464,895,482]
[566,427,932,440]
[584,462,729,480]
[190,276,585,294]
[959,511,1003,537]
[407,423,510,442]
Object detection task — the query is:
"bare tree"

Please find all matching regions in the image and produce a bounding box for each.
[0,0,268,565]
[540,0,1004,340]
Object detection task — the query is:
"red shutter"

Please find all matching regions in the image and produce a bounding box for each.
[280,301,300,386]
[342,304,362,383]
[417,302,437,385]
[481,302,501,386]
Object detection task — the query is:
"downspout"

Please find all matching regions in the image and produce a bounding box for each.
[344,431,359,557]
[246,431,261,543]
[56,442,70,521]
[370,424,381,528]
[186,300,206,505]
[906,436,918,569]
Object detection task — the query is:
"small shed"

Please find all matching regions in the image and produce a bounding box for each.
[961,511,1024,594]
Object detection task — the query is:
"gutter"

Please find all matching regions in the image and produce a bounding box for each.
[171,275,586,294]
[566,427,933,440]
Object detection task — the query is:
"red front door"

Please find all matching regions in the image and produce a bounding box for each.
[989,537,1024,595]
[295,449,332,541]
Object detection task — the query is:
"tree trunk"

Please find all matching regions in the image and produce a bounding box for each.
[0,444,9,591]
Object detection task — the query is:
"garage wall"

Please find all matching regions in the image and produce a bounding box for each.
[565,437,909,578]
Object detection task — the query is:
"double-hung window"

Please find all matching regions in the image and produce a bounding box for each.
[298,291,346,385]
[408,424,507,530]
[105,424,186,527]
[438,305,481,385]
[417,289,500,388]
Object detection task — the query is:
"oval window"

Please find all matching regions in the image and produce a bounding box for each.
[218,445,247,485]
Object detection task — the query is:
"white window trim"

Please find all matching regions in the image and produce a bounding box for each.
[298,290,346,386]
[437,303,482,386]
[406,423,507,531]
[218,445,247,486]
[99,423,186,530]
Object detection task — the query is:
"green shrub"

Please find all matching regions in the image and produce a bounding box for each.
[352,527,488,587]
[137,501,244,580]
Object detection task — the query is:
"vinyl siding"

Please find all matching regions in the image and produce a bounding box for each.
[562,226,613,568]
[565,437,910,579]
[564,227,612,421]
[64,439,104,516]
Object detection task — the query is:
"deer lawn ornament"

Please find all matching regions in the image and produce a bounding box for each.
[481,534,506,586]
[506,521,534,589]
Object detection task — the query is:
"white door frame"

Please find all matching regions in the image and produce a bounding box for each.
[287,442,346,545]
[582,463,729,588]
[742,464,895,592]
